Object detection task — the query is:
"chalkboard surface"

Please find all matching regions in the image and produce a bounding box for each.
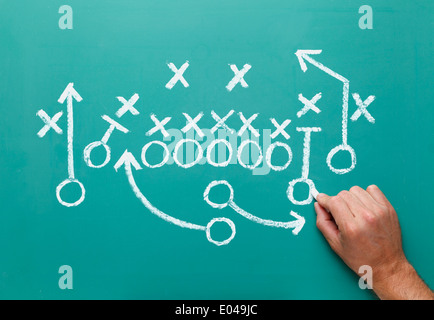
[0,1,433,299]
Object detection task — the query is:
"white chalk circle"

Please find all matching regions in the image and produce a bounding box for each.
[203,180,234,209]
[287,178,315,205]
[173,139,203,169]
[206,139,233,167]
[265,141,293,171]
[141,140,170,168]
[237,139,263,170]
[206,217,236,246]
[83,141,111,169]
[326,144,357,175]
[56,178,86,207]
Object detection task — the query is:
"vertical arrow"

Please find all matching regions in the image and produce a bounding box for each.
[58,83,82,179]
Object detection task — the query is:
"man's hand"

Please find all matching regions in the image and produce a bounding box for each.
[314,185,434,300]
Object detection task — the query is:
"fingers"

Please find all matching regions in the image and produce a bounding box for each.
[366,185,393,209]
[315,185,392,231]
[314,202,340,250]
[317,193,354,226]
[349,186,378,211]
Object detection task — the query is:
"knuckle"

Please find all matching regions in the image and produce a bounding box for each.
[344,223,359,238]
[364,211,377,224]
[350,185,362,193]
[374,205,388,216]
[329,195,342,206]
[367,184,379,192]
[337,190,350,199]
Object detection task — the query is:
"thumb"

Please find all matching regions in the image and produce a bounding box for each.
[314,202,339,249]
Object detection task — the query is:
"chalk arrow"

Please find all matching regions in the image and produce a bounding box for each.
[57,83,83,180]
[230,202,306,235]
[115,150,206,231]
[295,50,348,83]
[287,211,306,235]
[295,50,351,146]
[58,82,83,104]
[114,150,143,172]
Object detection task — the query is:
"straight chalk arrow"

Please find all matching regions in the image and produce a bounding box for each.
[57,83,83,180]
[295,50,348,83]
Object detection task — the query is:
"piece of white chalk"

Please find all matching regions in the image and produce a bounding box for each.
[311,186,319,200]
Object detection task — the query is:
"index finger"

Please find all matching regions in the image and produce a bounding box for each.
[317,193,355,228]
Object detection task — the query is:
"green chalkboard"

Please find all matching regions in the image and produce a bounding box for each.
[0,1,433,299]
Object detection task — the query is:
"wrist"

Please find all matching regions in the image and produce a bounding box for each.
[372,256,411,299]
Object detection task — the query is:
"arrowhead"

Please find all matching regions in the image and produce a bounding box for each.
[58,83,83,104]
[114,150,142,172]
[289,211,305,235]
[294,50,322,72]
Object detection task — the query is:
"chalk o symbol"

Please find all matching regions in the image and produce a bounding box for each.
[326,144,357,175]
[56,179,86,207]
[237,139,263,170]
[141,140,170,168]
[203,180,234,209]
[173,139,203,169]
[206,139,233,167]
[83,141,111,168]
[206,217,236,246]
[265,141,293,171]
[287,178,315,205]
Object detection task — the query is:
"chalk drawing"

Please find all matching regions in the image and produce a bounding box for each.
[295,50,358,175]
[36,53,377,242]
[226,64,251,91]
[210,110,235,134]
[165,61,189,89]
[237,139,263,170]
[270,118,291,140]
[297,93,322,118]
[84,115,129,168]
[56,83,85,207]
[287,127,321,205]
[146,114,172,138]
[351,93,376,123]
[206,139,233,167]
[115,150,236,246]
[265,141,293,171]
[116,94,140,118]
[238,112,260,137]
[204,180,305,235]
[181,112,204,138]
[173,139,203,169]
[36,110,63,137]
[141,140,170,168]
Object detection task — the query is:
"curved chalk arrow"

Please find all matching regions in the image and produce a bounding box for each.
[230,204,305,235]
[114,150,206,231]
[203,180,305,235]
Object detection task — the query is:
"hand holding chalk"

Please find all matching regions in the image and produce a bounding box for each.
[314,185,433,300]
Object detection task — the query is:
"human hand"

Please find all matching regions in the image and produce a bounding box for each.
[314,185,433,299]
[314,185,406,277]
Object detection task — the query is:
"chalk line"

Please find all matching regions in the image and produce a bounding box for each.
[203,180,305,235]
[115,150,206,231]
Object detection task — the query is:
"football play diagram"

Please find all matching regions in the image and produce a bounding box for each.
[36,50,376,246]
